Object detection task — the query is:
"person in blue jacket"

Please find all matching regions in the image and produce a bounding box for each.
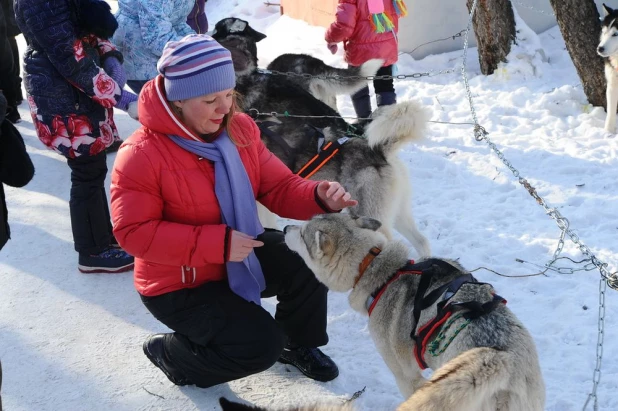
[112,0,196,94]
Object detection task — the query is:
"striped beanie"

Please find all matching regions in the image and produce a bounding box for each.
[157,34,236,101]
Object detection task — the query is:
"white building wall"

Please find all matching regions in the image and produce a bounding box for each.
[399,0,607,59]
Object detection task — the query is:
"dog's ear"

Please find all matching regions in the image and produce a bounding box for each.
[355,216,382,231]
[246,25,267,42]
[219,397,266,411]
[603,3,614,16]
[315,231,335,257]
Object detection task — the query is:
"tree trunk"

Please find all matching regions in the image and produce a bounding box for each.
[549,0,606,108]
[466,0,516,75]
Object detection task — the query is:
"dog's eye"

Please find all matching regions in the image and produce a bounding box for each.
[613,32,618,37]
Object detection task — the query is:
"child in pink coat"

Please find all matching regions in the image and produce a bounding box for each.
[325,0,406,123]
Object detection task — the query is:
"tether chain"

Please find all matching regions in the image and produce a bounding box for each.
[248,108,476,127]
[512,0,555,17]
[463,1,613,409]
[256,67,459,81]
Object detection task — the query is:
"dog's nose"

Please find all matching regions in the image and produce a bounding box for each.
[598,46,605,54]
[283,225,291,234]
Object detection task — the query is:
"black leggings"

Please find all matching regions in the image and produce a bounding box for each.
[140,229,329,388]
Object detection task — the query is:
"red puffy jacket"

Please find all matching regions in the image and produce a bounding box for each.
[111,77,329,297]
[325,0,400,67]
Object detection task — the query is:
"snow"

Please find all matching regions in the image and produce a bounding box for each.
[1,1,616,410]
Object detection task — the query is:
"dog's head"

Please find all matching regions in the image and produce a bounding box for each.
[284,214,386,292]
[598,4,618,58]
[211,18,267,75]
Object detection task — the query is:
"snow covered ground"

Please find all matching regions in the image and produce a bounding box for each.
[1,1,616,410]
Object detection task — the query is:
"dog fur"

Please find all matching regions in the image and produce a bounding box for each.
[212,18,431,258]
[218,397,354,411]
[598,3,618,133]
[284,214,545,411]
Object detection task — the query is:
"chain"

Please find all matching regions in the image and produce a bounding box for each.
[512,0,555,17]
[400,29,467,56]
[248,108,478,127]
[462,1,613,409]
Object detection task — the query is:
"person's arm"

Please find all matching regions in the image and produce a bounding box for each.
[325,0,358,44]
[18,0,122,108]
[137,1,195,57]
[110,142,228,266]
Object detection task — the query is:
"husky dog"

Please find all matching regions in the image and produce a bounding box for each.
[284,214,545,411]
[212,19,431,258]
[218,397,354,411]
[211,17,381,109]
[598,4,618,133]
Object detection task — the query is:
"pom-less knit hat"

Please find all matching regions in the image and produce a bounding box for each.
[157,34,236,101]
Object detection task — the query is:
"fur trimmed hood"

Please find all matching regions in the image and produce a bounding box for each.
[74,0,118,39]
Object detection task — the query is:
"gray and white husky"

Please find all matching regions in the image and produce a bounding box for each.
[284,214,545,411]
[597,3,618,132]
[213,18,431,258]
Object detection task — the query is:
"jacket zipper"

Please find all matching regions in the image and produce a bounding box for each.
[194,6,202,34]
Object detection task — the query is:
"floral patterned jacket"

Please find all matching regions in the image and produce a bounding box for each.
[112,0,195,81]
[15,0,124,158]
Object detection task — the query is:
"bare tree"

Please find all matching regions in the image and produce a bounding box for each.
[466,0,516,75]
[549,0,605,108]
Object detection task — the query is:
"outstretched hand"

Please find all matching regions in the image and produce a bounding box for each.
[316,181,357,211]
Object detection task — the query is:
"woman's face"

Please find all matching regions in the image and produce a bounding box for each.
[173,88,234,135]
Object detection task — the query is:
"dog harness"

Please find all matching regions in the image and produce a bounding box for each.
[356,250,507,380]
[256,121,349,179]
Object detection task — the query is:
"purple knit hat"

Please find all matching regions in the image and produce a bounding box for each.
[157,34,236,101]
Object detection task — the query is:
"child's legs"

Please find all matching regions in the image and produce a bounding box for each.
[374,65,396,106]
[66,152,112,255]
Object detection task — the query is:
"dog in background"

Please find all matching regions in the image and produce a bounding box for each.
[211,18,431,258]
[284,214,545,411]
[211,17,382,110]
[597,3,618,132]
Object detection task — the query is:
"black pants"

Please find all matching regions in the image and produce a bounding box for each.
[66,151,113,255]
[141,229,329,388]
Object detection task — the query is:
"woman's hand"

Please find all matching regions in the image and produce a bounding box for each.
[228,231,264,262]
[316,181,358,211]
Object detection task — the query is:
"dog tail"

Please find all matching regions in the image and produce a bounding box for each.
[397,348,543,411]
[309,58,384,96]
[365,100,430,158]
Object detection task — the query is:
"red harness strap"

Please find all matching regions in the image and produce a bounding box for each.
[367,266,420,316]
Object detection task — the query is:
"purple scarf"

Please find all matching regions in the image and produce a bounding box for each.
[169,131,265,305]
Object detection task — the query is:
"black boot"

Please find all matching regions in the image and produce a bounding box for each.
[278,342,339,382]
[143,334,193,386]
[376,91,397,107]
[351,86,372,122]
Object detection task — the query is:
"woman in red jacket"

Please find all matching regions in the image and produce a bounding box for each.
[111,34,356,388]
[326,0,407,124]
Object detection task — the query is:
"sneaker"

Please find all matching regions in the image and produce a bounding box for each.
[143,334,192,386]
[78,247,134,273]
[278,345,339,382]
[105,139,123,154]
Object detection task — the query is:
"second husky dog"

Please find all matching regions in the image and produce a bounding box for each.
[284,214,545,411]
[597,3,618,133]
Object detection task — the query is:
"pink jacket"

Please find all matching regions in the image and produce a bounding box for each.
[325,0,400,67]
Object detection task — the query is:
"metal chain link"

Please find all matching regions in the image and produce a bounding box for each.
[463,1,612,409]
[512,0,556,17]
